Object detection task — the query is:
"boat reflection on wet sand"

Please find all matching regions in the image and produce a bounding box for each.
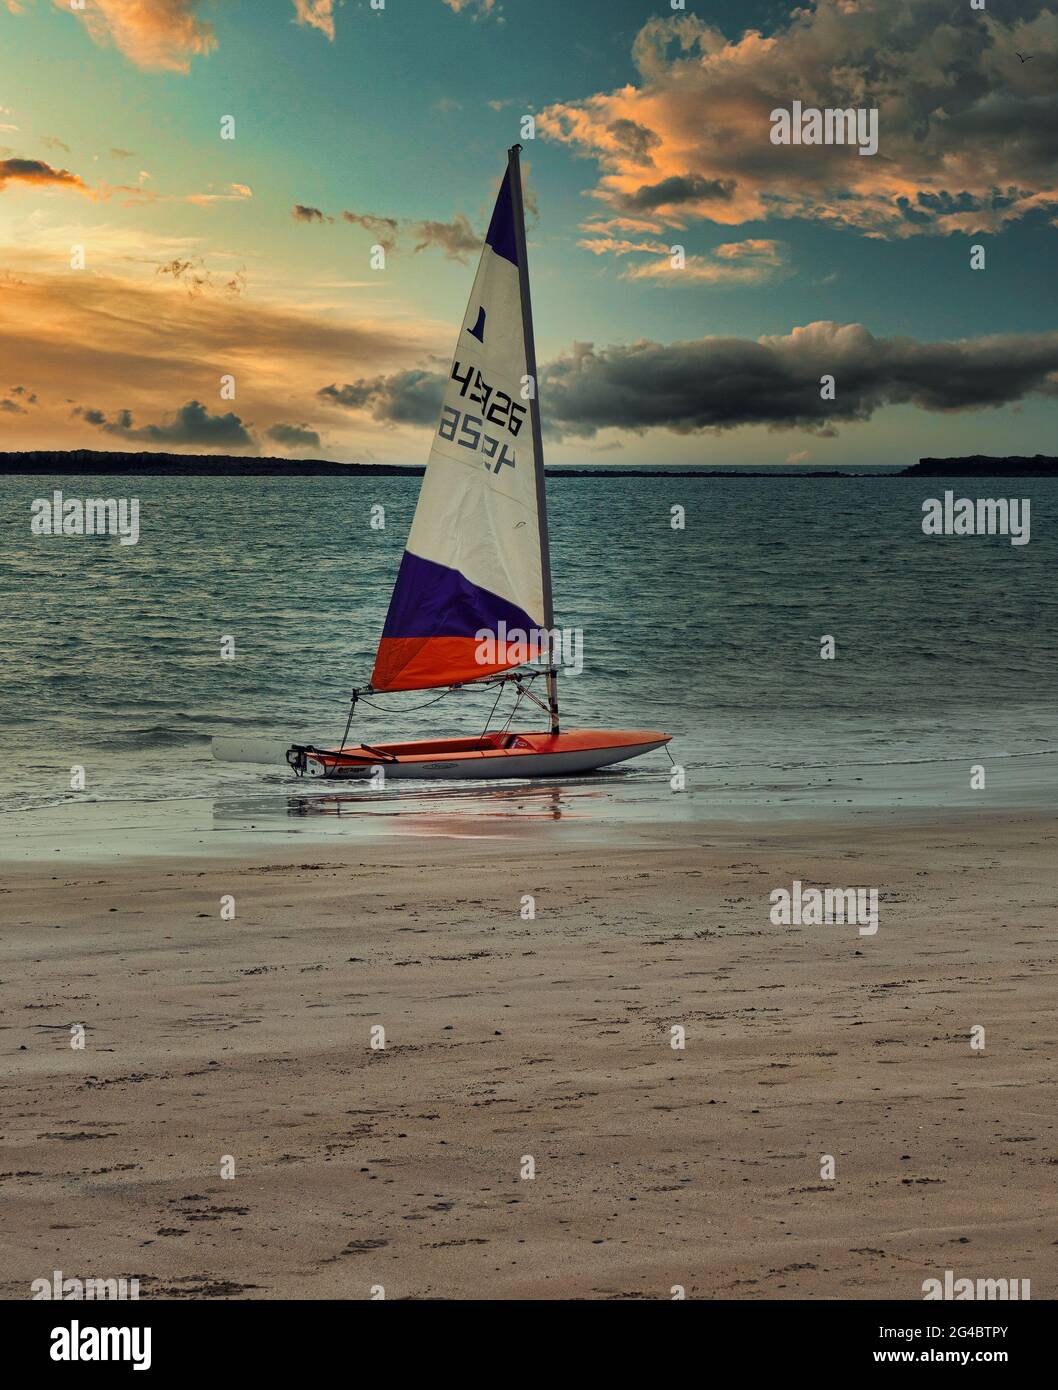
[285,778,590,821]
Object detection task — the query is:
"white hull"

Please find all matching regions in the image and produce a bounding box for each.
[301,739,668,780]
[212,734,669,780]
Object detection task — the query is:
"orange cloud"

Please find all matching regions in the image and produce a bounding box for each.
[578,228,790,284]
[184,183,253,207]
[0,264,431,454]
[624,239,790,286]
[86,180,252,208]
[21,1,340,69]
[292,0,335,41]
[443,0,499,15]
[577,234,669,258]
[0,156,88,193]
[540,3,1058,243]
[50,0,217,74]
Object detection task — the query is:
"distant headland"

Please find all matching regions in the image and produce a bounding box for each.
[902,455,1057,477]
[0,449,859,477]
[1,449,395,476]
[0,449,1054,477]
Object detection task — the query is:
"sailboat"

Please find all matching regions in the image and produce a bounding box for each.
[213,146,670,781]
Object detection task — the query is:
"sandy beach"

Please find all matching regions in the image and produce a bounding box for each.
[2,810,1055,1300]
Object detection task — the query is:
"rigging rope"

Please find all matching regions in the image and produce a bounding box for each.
[299,670,546,782]
[325,673,541,772]
[325,689,360,779]
[479,681,507,739]
[355,688,454,714]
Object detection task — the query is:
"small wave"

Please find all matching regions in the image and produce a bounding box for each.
[0,789,221,816]
[97,726,212,751]
[694,747,1058,773]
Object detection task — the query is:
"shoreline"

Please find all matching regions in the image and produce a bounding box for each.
[2,746,1056,864]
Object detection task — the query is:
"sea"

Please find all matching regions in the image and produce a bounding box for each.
[1,471,1055,853]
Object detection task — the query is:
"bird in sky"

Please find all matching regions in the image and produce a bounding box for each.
[1016,52,1033,63]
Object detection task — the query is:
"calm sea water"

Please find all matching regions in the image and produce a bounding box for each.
[0,472,1055,822]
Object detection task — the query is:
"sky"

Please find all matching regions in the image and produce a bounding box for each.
[1,0,1056,468]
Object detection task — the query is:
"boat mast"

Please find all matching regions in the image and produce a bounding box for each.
[507,143,560,735]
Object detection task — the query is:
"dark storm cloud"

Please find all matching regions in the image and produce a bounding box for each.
[620,174,737,212]
[410,215,480,261]
[0,156,88,192]
[318,324,1058,438]
[292,203,331,223]
[539,325,1058,436]
[265,421,322,449]
[318,370,444,426]
[295,203,480,260]
[341,210,400,252]
[607,119,661,163]
[75,399,254,447]
[4,385,39,413]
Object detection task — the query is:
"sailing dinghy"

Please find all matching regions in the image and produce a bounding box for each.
[213,146,670,781]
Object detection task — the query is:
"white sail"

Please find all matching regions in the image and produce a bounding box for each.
[371,151,548,693]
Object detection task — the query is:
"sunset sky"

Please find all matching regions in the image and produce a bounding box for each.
[1,0,1057,467]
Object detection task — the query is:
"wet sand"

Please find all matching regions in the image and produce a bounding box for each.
[3,746,1057,863]
[1,812,1055,1299]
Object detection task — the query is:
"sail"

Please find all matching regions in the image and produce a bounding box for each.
[370,156,547,693]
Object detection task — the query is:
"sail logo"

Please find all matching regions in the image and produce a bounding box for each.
[923,1271,1029,1300]
[770,880,878,936]
[49,1321,151,1370]
[31,490,140,545]
[770,101,879,156]
[32,1269,140,1300]
[475,622,584,676]
[921,493,1030,546]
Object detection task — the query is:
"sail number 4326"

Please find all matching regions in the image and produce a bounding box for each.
[438,406,516,473]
